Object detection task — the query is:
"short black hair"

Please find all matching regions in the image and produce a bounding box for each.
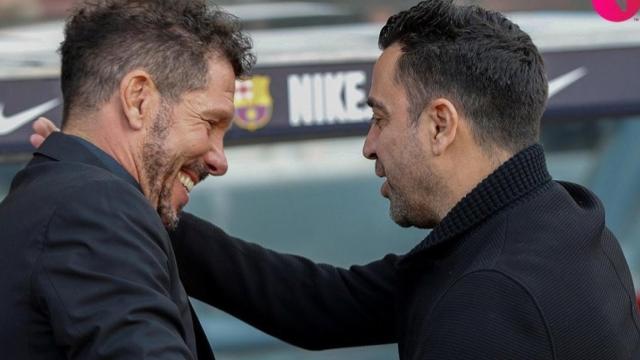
[379,0,547,152]
[59,0,255,124]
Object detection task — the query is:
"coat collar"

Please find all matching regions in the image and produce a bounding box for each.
[400,144,552,265]
[33,132,142,192]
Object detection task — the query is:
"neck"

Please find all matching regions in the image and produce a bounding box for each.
[437,145,512,222]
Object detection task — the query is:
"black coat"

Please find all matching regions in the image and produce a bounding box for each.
[0,132,214,360]
[172,144,640,359]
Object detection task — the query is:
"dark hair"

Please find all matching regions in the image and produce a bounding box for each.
[379,0,547,152]
[59,0,255,123]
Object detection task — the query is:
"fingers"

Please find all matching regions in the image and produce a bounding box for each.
[30,134,46,149]
[33,117,60,137]
[30,117,60,149]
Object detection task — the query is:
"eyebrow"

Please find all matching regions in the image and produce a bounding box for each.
[367,97,390,116]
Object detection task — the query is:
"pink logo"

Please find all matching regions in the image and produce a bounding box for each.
[592,0,640,22]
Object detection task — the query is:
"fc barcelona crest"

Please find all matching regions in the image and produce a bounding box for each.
[233,75,273,131]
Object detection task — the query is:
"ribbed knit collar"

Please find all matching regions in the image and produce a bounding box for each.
[400,143,552,264]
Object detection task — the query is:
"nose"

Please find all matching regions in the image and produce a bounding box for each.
[204,138,228,176]
[362,123,378,160]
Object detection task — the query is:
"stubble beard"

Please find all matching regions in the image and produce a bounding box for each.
[386,147,445,229]
[141,102,181,230]
[388,175,442,229]
[388,188,415,228]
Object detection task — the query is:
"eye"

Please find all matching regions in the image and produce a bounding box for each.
[371,115,386,129]
[199,117,214,131]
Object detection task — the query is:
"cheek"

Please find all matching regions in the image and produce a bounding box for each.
[377,133,400,161]
[180,129,211,157]
[380,133,415,174]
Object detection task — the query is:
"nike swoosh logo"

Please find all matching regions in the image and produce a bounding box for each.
[0,98,61,136]
[548,67,587,99]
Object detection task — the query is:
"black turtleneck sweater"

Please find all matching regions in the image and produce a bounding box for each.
[172,144,640,359]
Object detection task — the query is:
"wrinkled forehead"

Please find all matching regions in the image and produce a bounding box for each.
[204,55,237,93]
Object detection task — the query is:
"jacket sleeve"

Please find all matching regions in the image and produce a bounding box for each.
[415,270,553,360]
[171,212,400,350]
[32,180,195,360]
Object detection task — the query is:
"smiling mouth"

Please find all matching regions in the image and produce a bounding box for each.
[178,172,195,193]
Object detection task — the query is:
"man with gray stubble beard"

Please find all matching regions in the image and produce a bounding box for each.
[3,0,253,359]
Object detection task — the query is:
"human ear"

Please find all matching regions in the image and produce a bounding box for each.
[421,98,459,156]
[119,70,160,131]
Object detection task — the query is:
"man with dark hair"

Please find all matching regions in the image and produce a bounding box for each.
[30,0,640,359]
[0,0,253,359]
[167,1,639,359]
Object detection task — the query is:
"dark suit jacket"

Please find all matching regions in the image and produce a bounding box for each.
[171,144,640,359]
[0,132,213,360]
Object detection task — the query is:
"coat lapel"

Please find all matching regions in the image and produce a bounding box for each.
[33,132,141,192]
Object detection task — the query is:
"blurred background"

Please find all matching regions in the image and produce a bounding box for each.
[1,0,639,359]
